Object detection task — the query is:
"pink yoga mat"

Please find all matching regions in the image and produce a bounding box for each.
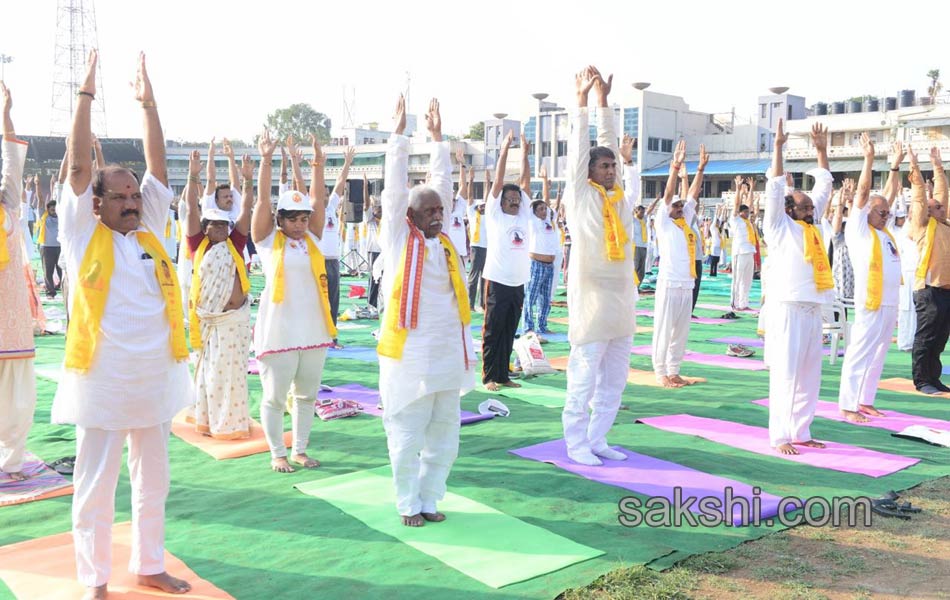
[637,310,732,325]
[318,384,493,425]
[709,337,844,357]
[751,398,950,434]
[510,439,798,526]
[630,345,765,371]
[637,414,919,477]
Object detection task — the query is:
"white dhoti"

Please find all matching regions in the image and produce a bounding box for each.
[176,255,193,325]
[193,244,251,439]
[896,273,916,351]
[838,305,898,411]
[72,422,171,587]
[651,285,693,378]
[382,390,460,516]
[258,348,327,459]
[731,253,754,309]
[0,358,36,473]
[562,335,633,456]
[766,302,823,446]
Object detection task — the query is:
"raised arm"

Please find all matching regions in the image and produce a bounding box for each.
[286,136,306,194]
[732,175,743,214]
[309,134,327,239]
[235,154,254,236]
[566,66,598,200]
[204,138,216,196]
[688,144,708,201]
[67,50,97,194]
[466,167,475,205]
[931,146,947,216]
[907,146,929,232]
[884,141,905,207]
[251,128,277,243]
[223,138,240,191]
[0,83,26,216]
[854,133,875,210]
[380,94,411,246]
[662,140,686,206]
[812,121,829,172]
[334,146,356,198]
[134,53,166,185]
[184,150,202,237]
[621,134,640,204]
[764,118,789,233]
[540,164,550,204]
[279,145,289,187]
[490,130,513,200]
[770,118,785,182]
[92,134,105,171]
[519,132,531,191]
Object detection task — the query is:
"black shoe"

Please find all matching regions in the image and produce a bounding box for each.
[918,384,942,395]
[933,381,950,393]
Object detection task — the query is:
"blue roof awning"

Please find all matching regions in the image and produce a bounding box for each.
[640,159,771,177]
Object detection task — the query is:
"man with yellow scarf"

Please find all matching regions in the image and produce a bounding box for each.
[377,95,476,526]
[731,176,758,310]
[652,140,698,389]
[51,50,193,598]
[837,133,902,421]
[763,119,833,455]
[560,66,639,466]
[909,145,950,395]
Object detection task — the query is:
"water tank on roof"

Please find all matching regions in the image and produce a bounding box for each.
[866,97,879,112]
[899,90,916,108]
[815,102,828,116]
[832,102,846,115]
[849,100,863,113]
[885,97,898,111]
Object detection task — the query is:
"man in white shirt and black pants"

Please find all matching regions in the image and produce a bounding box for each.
[481,130,531,391]
[321,147,355,347]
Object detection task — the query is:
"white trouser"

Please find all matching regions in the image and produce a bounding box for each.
[258,348,327,459]
[0,358,35,473]
[562,335,633,456]
[382,390,460,516]
[766,302,823,446]
[550,252,562,302]
[652,285,692,378]
[731,253,754,309]
[897,274,916,351]
[72,422,171,588]
[838,305,898,411]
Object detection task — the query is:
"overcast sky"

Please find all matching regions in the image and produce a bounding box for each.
[3,0,945,142]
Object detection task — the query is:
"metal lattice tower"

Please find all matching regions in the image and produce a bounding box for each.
[50,0,107,136]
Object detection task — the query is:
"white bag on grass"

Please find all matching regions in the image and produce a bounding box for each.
[514,332,556,376]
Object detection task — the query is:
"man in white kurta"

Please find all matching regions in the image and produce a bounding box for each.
[560,67,638,466]
[893,202,918,351]
[763,120,833,454]
[731,204,757,310]
[378,98,475,526]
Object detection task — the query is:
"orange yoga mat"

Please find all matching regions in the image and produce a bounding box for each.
[547,356,705,387]
[171,411,292,460]
[0,522,233,599]
[878,377,950,398]
[547,318,652,334]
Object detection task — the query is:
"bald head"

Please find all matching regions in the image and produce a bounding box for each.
[928,197,947,222]
[784,190,815,224]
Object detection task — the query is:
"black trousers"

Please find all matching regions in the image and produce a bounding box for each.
[691,259,703,311]
[481,281,524,384]
[467,246,487,309]
[634,246,647,287]
[367,251,381,307]
[912,286,950,389]
[41,245,62,298]
[324,257,341,329]
[709,255,720,277]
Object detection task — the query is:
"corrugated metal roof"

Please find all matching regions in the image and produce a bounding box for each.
[640,159,770,177]
[785,159,890,172]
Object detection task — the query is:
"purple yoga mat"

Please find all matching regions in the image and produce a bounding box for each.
[629,345,765,371]
[709,337,844,357]
[637,310,731,325]
[318,384,493,424]
[510,439,798,526]
[751,398,950,434]
[637,414,920,477]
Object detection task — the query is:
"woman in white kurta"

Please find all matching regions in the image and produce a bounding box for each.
[251,132,335,473]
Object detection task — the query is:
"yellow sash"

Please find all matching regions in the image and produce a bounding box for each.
[165,214,172,239]
[472,209,482,244]
[378,226,470,360]
[637,217,647,245]
[271,230,337,339]
[189,236,251,348]
[915,217,938,288]
[0,208,9,270]
[37,212,49,245]
[795,220,834,291]
[742,217,758,246]
[866,227,900,311]
[672,217,697,278]
[65,223,188,372]
[589,180,627,261]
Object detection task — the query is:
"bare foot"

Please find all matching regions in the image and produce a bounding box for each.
[501,380,522,388]
[841,409,870,423]
[7,471,29,481]
[794,439,826,449]
[290,453,320,468]
[775,442,799,455]
[401,514,425,527]
[270,457,295,473]
[669,375,691,386]
[81,584,108,600]
[660,376,684,389]
[484,381,501,391]
[137,572,191,594]
[859,405,885,417]
[421,511,446,522]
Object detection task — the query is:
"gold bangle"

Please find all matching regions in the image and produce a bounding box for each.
[141,100,157,109]
[188,175,199,184]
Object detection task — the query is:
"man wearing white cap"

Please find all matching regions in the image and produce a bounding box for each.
[838,134,902,422]
[377,95,475,527]
[183,148,255,439]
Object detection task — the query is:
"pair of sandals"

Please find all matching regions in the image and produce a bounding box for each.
[725,344,755,358]
[720,311,740,320]
[871,491,922,520]
[46,456,75,475]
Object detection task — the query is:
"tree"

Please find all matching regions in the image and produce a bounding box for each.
[468,121,484,141]
[264,103,331,144]
[927,69,942,103]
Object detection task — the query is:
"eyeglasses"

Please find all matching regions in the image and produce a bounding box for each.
[874,209,890,218]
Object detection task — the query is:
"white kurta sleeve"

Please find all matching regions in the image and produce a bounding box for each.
[807,168,834,219]
[380,133,410,251]
[429,141,452,220]
[623,163,641,211]
[763,173,788,242]
[140,171,175,236]
[565,107,591,212]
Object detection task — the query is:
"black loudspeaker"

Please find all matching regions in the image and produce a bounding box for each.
[344,179,364,223]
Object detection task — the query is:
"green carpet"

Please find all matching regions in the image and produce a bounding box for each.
[2,264,947,599]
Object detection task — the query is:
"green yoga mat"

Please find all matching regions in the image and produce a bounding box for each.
[499,379,566,408]
[295,466,603,588]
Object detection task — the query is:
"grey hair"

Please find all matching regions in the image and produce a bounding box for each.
[869,193,888,205]
[408,184,441,211]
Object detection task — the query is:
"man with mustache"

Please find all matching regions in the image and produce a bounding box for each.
[763,119,833,455]
[52,50,193,598]
[481,129,532,391]
[377,95,475,527]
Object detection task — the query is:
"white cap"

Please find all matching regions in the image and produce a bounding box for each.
[894,207,907,218]
[276,190,312,212]
[478,399,510,417]
[201,207,231,223]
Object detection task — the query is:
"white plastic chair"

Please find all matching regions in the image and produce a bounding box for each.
[821,301,850,365]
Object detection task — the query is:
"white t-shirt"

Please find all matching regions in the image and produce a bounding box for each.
[362,212,381,254]
[483,190,532,286]
[318,191,342,258]
[731,215,757,255]
[467,203,487,249]
[655,197,698,288]
[846,203,902,308]
[528,208,559,256]
[444,195,468,257]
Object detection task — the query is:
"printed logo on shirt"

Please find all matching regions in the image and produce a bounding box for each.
[509,226,526,248]
[452,216,462,228]
[886,240,899,258]
[327,217,335,230]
